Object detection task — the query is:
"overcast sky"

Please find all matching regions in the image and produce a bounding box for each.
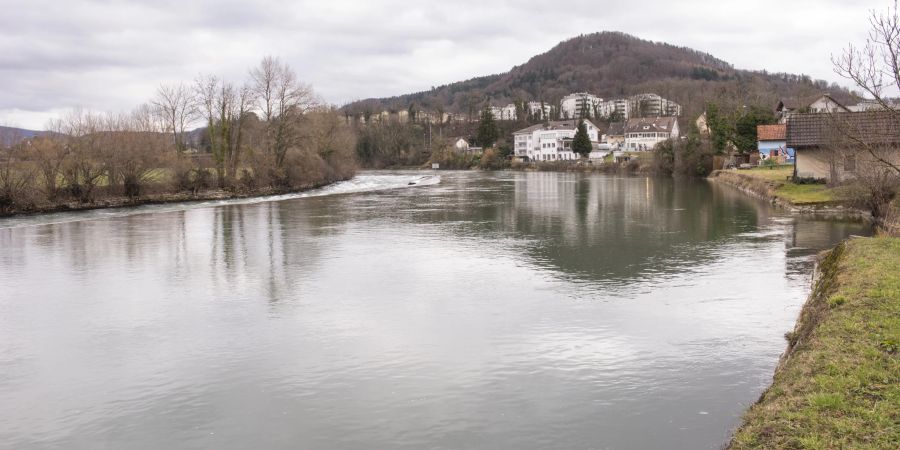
[0,0,885,129]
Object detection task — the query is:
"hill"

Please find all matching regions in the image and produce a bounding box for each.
[344,32,855,120]
[0,126,47,146]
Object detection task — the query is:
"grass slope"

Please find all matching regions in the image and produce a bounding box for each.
[730,237,900,449]
[741,166,838,205]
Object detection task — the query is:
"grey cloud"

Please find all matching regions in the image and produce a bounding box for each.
[0,0,884,129]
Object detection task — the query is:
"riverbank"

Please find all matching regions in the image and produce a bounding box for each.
[729,237,900,449]
[0,178,345,218]
[708,169,872,221]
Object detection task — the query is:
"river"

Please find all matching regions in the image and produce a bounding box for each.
[0,170,871,449]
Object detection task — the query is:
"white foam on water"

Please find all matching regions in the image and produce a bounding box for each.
[0,173,441,229]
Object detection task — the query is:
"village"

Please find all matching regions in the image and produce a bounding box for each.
[447,91,900,184]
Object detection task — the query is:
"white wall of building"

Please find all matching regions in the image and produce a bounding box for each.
[514,120,601,161]
[560,93,602,119]
[624,121,680,151]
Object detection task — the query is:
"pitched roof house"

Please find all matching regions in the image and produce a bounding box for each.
[757,124,792,162]
[513,120,603,161]
[787,111,900,181]
[775,94,850,123]
[623,117,679,151]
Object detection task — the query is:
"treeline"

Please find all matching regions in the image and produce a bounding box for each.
[0,57,356,215]
[653,103,777,177]
[351,104,563,168]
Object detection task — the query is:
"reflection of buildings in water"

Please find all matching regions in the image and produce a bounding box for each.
[782,218,872,278]
[506,172,777,282]
[511,172,751,246]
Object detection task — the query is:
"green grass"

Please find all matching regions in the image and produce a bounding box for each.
[738,165,838,205]
[744,165,795,182]
[730,237,900,449]
[775,183,837,205]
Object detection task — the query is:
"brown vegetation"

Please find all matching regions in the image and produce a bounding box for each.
[0,57,357,217]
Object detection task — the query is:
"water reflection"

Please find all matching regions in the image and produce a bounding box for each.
[0,171,871,450]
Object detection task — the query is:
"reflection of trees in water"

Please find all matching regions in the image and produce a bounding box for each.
[207,198,352,307]
[5,199,352,309]
[4,172,873,302]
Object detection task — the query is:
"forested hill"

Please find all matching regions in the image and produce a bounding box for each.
[344,31,855,120]
[0,126,46,146]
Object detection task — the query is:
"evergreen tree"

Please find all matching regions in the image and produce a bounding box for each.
[572,120,592,158]
[477,106,499,149]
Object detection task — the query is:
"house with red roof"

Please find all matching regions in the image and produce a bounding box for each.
[757,124,793,163]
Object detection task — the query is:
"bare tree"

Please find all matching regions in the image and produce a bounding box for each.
[194,74,256,187]
[833,0,900,175]
[108,106,170,199]
[152,82,198,154]
[0,139,37,212]
[250,56,316,167]
[54,109,108,203]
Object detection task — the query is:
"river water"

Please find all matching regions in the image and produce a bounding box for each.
[0,171,870,449]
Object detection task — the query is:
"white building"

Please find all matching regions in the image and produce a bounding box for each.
[560,93,602,119]
[489,104,517,121]
[627,93,682,118]
[624,117,679,151]
[598,98,630,119]
[593,94,681,120]
[513,120,606,162]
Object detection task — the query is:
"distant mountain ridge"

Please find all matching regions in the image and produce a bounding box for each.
[0,125,48,146]
[344,31,854,120]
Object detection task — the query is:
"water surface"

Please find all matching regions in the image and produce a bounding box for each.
[0,171,870,449]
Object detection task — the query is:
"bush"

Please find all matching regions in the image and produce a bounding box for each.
[793,176,827,185]
[477,148,509,170]
[653,135,714,177]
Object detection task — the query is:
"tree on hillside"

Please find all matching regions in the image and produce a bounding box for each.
[477,107,499,149]
[572,120,592,158]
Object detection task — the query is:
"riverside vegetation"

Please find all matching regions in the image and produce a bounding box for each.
[0,57,357,216]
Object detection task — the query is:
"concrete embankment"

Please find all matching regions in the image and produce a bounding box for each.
[728,237,899,449]
[707,170,872,221]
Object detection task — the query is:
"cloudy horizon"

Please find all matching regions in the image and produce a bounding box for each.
[0,0,884,130]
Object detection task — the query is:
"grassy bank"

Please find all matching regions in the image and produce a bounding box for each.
[730,237,900,449]
[727,166,837,205]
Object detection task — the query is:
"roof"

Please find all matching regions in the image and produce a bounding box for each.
[776,94,849,113]
[624,117,677,134]
[757,124,786,141]
[786,111,900,147]
[606,121,626,136]
[513,120,598,135]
